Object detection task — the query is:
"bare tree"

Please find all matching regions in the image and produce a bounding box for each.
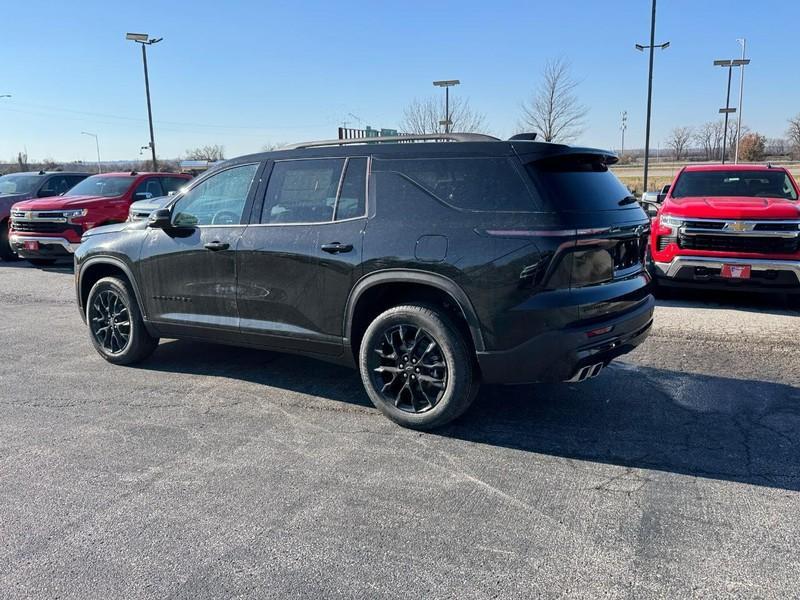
[262,141,287,152]
[693,122,718,160]
[184,144,225,161]
[788,114,800,158]
[519,58,588,142]
[401,96,487,134]
[16,151,28,172]
[665,126,693,161]
[765,137,787,157]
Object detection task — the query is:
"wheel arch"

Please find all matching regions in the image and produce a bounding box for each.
[78,257,148,323]
[344,269,485,358]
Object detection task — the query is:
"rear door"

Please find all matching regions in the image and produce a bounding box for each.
[138,162,262,336]
[237,156,366,355]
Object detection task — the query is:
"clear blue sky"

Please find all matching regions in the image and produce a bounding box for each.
[1,0,798,162]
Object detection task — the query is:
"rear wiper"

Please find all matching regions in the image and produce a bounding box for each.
[618,195,639,206]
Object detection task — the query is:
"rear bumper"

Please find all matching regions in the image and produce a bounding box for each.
[9,235,79,258]
[653,256,800,293]
[476,295,655,385]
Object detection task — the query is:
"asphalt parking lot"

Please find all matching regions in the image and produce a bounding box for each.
[1,261,798,599]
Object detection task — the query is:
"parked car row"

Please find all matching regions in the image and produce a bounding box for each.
[0,170,191,265]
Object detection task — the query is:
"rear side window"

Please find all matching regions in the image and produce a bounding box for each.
[134,178,164,199]
[372,157,536,212]
[336,157,367,220]
[261,159,345,224]
[526,157,634,211]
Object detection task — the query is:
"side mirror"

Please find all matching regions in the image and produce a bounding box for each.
[641,200,659,218]
[148,208,172,229]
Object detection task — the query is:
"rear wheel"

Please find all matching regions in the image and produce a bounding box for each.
[359,303,479,429]
[87,276,159,365]
[0,223,18,261]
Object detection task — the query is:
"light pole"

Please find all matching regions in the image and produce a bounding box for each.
[620,111,628,156]
[734,39,748,164]
[635,0,669,194]
[81,131,102,173]
[713,58,750,164]
[126,32,162,171]
[433,80,460,133]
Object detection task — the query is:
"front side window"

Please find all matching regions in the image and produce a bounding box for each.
[0,174,43,195]
[134,178,165,199]
[67,175,135,198]
[372,157,536,212]
[261,159,345,224]
[671,170,798,200]
[172,163,259,226]
[40,175,75,196]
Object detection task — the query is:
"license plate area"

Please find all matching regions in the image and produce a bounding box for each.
[721,264,751,279]
[23,240,40,251]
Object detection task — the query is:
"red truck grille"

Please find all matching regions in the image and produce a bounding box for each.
[678,234,798,254]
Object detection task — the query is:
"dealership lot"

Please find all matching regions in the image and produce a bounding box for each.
[1,263,798,598]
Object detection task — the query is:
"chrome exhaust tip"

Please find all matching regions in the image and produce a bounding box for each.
[564,362,604,383]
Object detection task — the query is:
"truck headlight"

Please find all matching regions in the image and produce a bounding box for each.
[63,209,87,220]
[659,215,684,230]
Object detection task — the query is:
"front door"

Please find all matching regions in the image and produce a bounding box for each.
[138,162,262,337]
[237,156,367,356]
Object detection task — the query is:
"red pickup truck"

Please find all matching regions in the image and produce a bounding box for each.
[10,171,190,265]
[649,164,800,296]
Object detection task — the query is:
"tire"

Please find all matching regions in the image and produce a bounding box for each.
[359,303,479,430]
[86,276,159,365]
[27,258,56,267]
[0,223,19,261]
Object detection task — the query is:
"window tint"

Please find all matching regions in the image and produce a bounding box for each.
[161,177,189,195]
[172,163,258,226]
[66,175,88,189]
[335,157,367,220]
[40,175,75,196]
[134,178,164,199]
[261,159,345,224]
[371,157,535,212]
[671,170,798,200]
[525,158,634,211]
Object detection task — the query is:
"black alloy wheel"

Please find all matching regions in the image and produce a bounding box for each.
[89,288,131,354]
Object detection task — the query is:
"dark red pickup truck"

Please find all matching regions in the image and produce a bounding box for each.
[10,171,190,265]
[649,164,800,295]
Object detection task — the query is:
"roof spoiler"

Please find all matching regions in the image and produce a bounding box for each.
[516,144,619,166]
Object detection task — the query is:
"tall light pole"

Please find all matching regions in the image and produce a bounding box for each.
[734,38,748,164]
[620,111,628,156]
[636,0,670,194]
[126,32,162,171]
[713,58,749,164]
[433,80,460,133]
[81,131,102,173]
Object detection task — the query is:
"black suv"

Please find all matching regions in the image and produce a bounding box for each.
[75,134,654,429]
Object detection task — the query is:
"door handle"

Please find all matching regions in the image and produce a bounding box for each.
[320,242,353,254]
[204,241,230,251]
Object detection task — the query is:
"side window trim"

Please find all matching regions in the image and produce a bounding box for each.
[170,162,264,228]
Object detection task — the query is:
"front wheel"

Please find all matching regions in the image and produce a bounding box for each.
[359,303,479,430]
[0,223,18,261]
[87,276,159,365]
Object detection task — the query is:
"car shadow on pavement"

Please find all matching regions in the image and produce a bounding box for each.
[655,287,798,316]
[140,340,800,492]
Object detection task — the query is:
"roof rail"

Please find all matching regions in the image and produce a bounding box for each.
[280,132,500,150]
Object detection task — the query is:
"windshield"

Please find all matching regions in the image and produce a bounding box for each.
[671,170,798,200]
[67,175,135,197]
[526,157,635,211]
[0,174,42,195]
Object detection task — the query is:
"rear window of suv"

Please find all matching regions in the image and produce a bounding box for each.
[671,170,798,200]
[525,156,635,211]
[372,157,536,212]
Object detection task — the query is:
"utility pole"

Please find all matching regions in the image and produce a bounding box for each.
[81,131,102,173]
[620,111,628,156]
[714,58,749,164]
[126,33,162,171]
[734,38,747,164]
[433,80,460,133]
[635,0,670,194]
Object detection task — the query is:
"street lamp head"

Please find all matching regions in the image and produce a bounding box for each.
[433,80,460,87]
[126,32,149,42]
[731,59,750,66]
[635,44,645,52]
[713,59,733,67]
[660,41,670,50]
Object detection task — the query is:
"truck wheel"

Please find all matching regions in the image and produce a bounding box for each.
[86,276,159,365]
[359,303,479,430]
[0,223,18,261]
